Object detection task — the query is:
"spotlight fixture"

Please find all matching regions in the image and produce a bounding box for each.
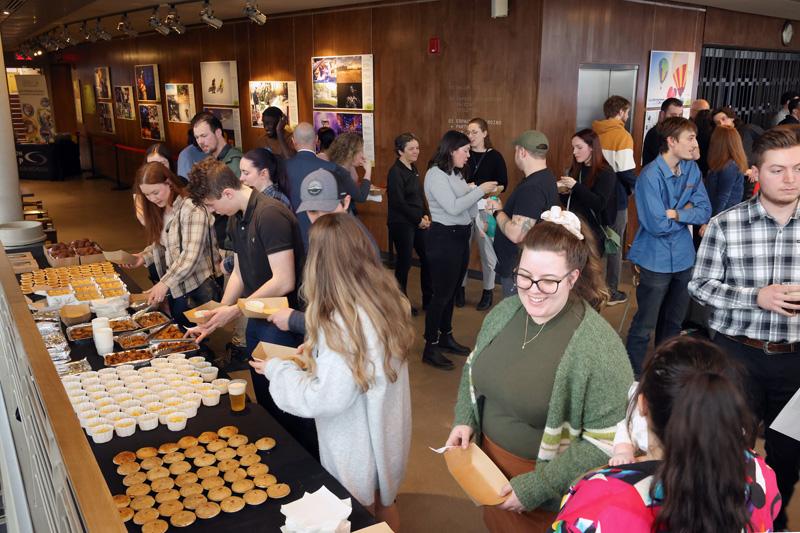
[41,34,58,52]
[56,25,73,47]
[148,7,170,36]
[79,21,93,42]
[243,2,266,25]
[164,5,186,35]
[94,18,112,41]
[117,13,138,38]
[199,1,223,29]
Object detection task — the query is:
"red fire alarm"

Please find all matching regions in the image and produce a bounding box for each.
[429,37,440,55]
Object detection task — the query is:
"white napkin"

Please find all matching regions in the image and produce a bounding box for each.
[280,486,352,533]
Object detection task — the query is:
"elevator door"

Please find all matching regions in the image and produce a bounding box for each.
[576,64,638,132]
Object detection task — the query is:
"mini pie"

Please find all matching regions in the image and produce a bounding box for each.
[217,426,238,439]
[123,472,147,487]
[182,494,207,510]
[177,436,199,449]
[196,466,219,479]
[130,494,155,510]
[240,454,260,467]
[147,466,170,481]
[184,445,205,459]
[244,489,268,506]
[126,483,151,498]
[154,489,180,504]
[247,463,268,478]
[195,501,221,520]
[201,476,226,491]
[220,495,245,513]
[169,460,192,476]
[206,439,228,453]
[119,507,134,522]
[158,442,179,455]
[117,462,141,476]
[151,477,175,493]
[267,483,291,499]
[141,457,164,470]
[197,431,218,443]
[227,434,248,447]
[113,450,137,464]
[231,478,255,494]
[162,451,185,464]
[158,499,183,518]
[236,443,258,457]
[224,468,248,483]
[142,519,169,533]
[255,437,276,451]
[113,494,131,508]
[133,507,159,524]
[217,459,239,472]
[179,483,204,498]
[193,453,216,468]
[214,448,236,461]
[254,474,277,488]
[174,472,198,487]
[170,510,196,528]
[207,486,232,502]
[136,447,159,460]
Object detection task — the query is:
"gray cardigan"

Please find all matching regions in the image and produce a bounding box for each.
[424,166,484,226]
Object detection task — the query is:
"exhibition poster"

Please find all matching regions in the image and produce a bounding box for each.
[312,111,375,164]
[93,66,111,100]
[113,85,135,120]
[204,106,242,149]
[97,102,115,134]
[249,81,298,127]
[646,51,696,108]
[166,83,196,124]
[200,61,239,107]
[311,55,374,111]
[16,74,55,143]
[135,64,160,102]
[82,82,96,115]
[139,103,165,141]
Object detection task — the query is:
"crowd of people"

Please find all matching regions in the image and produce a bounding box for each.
[122,93,800,530]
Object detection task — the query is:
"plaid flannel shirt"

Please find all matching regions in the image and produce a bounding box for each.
[143,195,221,298]
[688,195,800,343]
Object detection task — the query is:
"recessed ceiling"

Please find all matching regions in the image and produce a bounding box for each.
[0,0,379,50]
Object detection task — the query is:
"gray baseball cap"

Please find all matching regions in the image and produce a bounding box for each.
[297,168,345,213]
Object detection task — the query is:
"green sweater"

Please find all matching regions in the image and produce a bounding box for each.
[453,296,633,511]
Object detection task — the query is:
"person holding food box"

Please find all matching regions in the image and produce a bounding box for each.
[250,212,413,533]
[123,162,221,329]
[445,207,632,531]
[183,158,316,459]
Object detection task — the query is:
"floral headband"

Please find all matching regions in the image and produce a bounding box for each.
[540,206,584,240]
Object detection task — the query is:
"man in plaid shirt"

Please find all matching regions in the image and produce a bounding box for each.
[689,127,800,531]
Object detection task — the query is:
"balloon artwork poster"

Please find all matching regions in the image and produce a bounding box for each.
[645,51,696,109]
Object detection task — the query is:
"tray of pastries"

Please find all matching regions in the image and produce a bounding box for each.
[109,316,138,333]
[103,347,153,367]
[66,323,95,343]
[116,331,150,350]
[134,311,171,330]
[150,340,200,357]
[149,324,184,342]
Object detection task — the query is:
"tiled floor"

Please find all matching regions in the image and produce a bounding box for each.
[18,175,800,531]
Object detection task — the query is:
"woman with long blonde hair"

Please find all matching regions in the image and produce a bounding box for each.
[251,212,413,531]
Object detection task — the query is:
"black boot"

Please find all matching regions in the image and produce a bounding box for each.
[476,289,493,311]
[455,287,465,308]
[438,332,471,356]
[422,342,454,370]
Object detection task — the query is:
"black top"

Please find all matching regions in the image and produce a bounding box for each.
[642,126,662,167]
[493,168,559,276]
[466,149,508,188]
[561,165,618,253]
[778,115,800,126]
[229,191,305,305]
[386,159,428,226]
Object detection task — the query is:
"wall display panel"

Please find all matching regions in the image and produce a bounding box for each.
[93,66,111,100]
[311,55,374,110]
[249,81,299,127]
[165,83,196,124]
[139,103,165,141]
[81,83,95,115]
[16,74,54,143]
[645,51,696,108]
[112,86,134,120]
[200,61,239,107]
[134,64,160,102]
[97,102,115,134]
[204,106,243,149]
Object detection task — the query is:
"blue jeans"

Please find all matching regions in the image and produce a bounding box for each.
[168,277,222,330]
[625,266,692,377]
[245,319,318,459]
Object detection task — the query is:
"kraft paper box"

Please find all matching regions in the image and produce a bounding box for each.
[237,297,289,319]
[443,443,509,506]
[78,251,106,265]
[103,250,137,265]
[60,303,91,326]
[252,342,308,370]
[43,245,79,267]
[184,300,222,324]
[129,293,149,305]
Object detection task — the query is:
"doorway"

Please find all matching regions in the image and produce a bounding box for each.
[576,64,639,131]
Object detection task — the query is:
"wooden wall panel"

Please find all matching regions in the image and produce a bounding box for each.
[704,7,800,52]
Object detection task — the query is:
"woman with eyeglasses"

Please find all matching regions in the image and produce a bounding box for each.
[445,206,633,531]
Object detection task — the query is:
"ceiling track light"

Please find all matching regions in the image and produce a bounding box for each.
[94,18,112,41]
[117,13,138,38]
[164,5,186,35]
[199,1,223,30]
[57,25,73,47]
[148,7,170,36]
[244,2,266,25]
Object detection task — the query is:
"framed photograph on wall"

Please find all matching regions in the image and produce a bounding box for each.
[139,103,165,141]
[97,102,115,134]
[311,55,373,111]
[203,106,242,149]
[200,61,239,107]
[93,66,111,100]
[312,110,375,164]
[249,81,298,127]
[113,86,135,120]
[134,64,161,102]
[165,83,196,124]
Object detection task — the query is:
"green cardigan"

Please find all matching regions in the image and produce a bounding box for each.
[453,296,633,511]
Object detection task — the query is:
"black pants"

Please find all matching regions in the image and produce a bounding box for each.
[714,333,800,529]
[424,222,471,343]
[388,223,432,307]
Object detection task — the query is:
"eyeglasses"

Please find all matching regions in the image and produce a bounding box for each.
[512,268,572,294]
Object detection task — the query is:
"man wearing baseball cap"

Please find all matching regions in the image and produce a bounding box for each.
[485,130,559,297]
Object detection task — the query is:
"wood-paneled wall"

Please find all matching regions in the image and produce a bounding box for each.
[705,7,800,52]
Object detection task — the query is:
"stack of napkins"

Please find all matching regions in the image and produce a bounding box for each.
[280,486,352,533]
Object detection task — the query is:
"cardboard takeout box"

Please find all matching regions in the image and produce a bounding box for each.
[252,342,308,370]
[183,300,222,324]
[236,297,289,319]
[444,443,509,506]
[60,303,91,326]
[103,250,137,265]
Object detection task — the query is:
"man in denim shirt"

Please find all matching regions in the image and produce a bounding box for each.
[625,117,711,375]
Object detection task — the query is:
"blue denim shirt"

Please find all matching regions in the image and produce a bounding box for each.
[628,156,711,273]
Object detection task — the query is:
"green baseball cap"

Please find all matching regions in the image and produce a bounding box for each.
[512,130,549,156]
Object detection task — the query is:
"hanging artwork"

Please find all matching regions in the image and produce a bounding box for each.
[645,51,696,108]
[139,103,165,141]
[97,102,115,134]
[312,111,375,164]
[16,75,55,143]
[165,83,196,124]
[249,81,298,127]
[200,61,239,107]
[113,85,135,120]
[311,55,374,110]
[93,66,111,100]
[204,106,242,149]
[134,64,160,102]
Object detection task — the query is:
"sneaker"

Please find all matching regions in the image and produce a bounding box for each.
[607,290,628,306]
